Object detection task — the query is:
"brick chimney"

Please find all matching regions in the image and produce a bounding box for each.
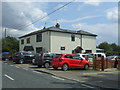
[55,23,60,28]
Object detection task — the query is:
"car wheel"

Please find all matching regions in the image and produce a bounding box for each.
[32,59,35,64]
[84,64,89,70]
[19,59,24,64]
[62,64,68,71]
[53,66,58,70]
[44,62,50,68]
[15,61,18,64]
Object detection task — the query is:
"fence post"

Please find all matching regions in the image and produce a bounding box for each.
[93,56,96,69]
[101,56,104,71]
[106,58,108,68]
[85,56,88,61]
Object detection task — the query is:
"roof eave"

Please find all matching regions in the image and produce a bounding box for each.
[19,28,97,38]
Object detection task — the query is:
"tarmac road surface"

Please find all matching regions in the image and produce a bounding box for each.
[2,62,100,89]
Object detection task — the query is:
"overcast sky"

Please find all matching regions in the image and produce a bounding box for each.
[1,0,119,45]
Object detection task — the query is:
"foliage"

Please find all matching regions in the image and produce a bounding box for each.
[97,42,120,54]
[2,36,19,54]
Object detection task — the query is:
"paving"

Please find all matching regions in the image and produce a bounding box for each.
[4,60,120,89]
[32,67,119,89]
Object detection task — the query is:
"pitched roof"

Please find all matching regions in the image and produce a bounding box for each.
[19,26,97,38]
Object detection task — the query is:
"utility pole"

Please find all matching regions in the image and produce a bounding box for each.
[4,28,7,48]
[5,28,6,38]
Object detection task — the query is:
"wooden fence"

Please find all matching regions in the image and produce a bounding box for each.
[85,56,119,71]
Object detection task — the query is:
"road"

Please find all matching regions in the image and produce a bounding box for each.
[2,62,99,89]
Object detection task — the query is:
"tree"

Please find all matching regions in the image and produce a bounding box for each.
[111,43,120,52]
[98,42,112,53]
[2,36,19,54]
[97,42,120,54]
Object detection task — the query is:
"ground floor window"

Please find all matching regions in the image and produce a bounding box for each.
[23,46,34,51]
[85,50,92,53]
[36,47,43,53]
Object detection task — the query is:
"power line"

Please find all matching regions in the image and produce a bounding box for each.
[19,0,75,30]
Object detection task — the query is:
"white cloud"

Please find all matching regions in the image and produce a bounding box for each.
[83,0,101,6]
[72,23,86,29]
[54,4,68,11]
[52,15,102,23]
[106,7,118,23]
[1,26,39,39]
[2,2,48,38]
[72,23,118,45]
[77,3,85,11]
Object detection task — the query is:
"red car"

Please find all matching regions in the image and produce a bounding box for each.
[52,54,90,71]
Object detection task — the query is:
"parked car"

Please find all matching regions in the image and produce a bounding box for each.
[8,53,16,61]
[13,51,35,64]
[52,53,90,71]
[2,54,9,61]
[77,53,92,60]
[35,53,56,68]
[106,56,120,60]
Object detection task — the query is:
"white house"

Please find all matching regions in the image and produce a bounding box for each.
[19,23,97,54]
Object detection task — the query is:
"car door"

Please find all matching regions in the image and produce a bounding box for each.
[72,55,84,68]
[64,55,76,68]
[43,53,52,64]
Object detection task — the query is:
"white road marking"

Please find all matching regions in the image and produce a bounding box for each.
[22,68,28,70]
[10,65,14,66]
[33,71,42,74]
[81,84,94,88]
[15,66,20,68]
[52,76,65,81]
[4,74,14,81]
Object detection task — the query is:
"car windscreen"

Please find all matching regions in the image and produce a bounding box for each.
[23,52,34,56]
[117,56,120,60]
[107,56,115,59]
[44,54,54,59]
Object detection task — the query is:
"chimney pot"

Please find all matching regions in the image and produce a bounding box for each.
[55,23,60,28]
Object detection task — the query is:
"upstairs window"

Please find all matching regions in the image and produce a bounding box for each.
[71,35,75,41]
[21,39,24,44]
[26,38,30,44]
[36,33,42,42]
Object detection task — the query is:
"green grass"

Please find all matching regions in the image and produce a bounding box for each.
[117,68,120,71]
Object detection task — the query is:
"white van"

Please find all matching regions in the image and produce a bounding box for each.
[77,54,93,60]
[90,53,106,59]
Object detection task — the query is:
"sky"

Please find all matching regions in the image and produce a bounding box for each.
[0,0,119,46]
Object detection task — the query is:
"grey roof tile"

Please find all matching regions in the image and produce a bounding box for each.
[19,26,97,38]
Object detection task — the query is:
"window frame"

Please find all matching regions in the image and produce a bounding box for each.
[21,39,24,44]
[26,38,30,44]
[64,55,73,59]
[71,34,75,41]
[36,33,42,42]
[72,55,83,60]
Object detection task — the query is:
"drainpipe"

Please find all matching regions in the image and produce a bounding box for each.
[81,34,82,48]
[49,31,51,53]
